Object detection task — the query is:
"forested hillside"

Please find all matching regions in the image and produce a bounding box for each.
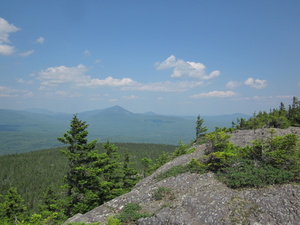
[233,96,300,129]
[0,143,176,217]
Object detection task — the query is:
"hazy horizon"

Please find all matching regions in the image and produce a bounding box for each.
[0,104,253,117]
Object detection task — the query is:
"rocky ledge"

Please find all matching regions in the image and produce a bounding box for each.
[64,128,300,225]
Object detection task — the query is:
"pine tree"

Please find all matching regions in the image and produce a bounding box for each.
[58,115,128,216]
[122,150,139,192]
[57,114,99,216]
[100,141,125,200]
[141,157,153,177]
[37,186,66,223]
[0,187,27,223]
[196,115,208,140]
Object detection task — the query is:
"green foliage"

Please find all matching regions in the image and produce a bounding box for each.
[217,159,295,188]
[204,131,238,171]
[152,187,175,201]
[156,165,189,181]
[117,203,152,224]
[196,114,208,139]
[58,114,102,216]
[122,150,140,192]
[186,158,207,173]
[172,141,190,158]
[0,187,27,223]
[156,158,207,181]
[0,143,176,219]
[107,216,121,225]
[264,134,300,172]
[205,130,232,153]
[205,129,300,188]
[66,222,100,225]
[141,157,153,177]
[57,115,139,217]
[37,186,66,224]
[186,147,196,154]
[234,96,299,129]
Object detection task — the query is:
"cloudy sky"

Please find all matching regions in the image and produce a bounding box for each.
[0,0,299,115]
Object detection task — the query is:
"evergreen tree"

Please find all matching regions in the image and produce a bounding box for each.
[122,150,139,191]
[196,115,208,140]
[0,187,27,223]
[57,114,100,216]
[37,186,66,223]
[100,141,125,200]
[288,96,300,126]
[141,157,153,177]
[235,97,299,129]
[58,116,130,216]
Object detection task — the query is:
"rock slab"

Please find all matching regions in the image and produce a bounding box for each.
[64,128,300,225]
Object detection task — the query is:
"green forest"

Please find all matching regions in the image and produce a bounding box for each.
[0,142,176,223]
[233,96,300,129]
[0,97,299,225]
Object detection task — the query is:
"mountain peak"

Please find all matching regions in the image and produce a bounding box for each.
[101,105,133,115]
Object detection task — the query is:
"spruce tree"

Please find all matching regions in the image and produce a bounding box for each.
[122,150,139,191]
[0,187,27,223]
[57,114,99,216]
[58,115,128,216]
[100,141,125,201]
[196,115,208,140]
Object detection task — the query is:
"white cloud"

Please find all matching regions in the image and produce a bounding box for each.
[85,77,137,87]
[16,78,33,84]
[226,77,267,89]
[0,86,32,97]
[0,18,19,56]
[0,44,15,55]
[44,90,82,98]
[244,77,267,89]
[38,64,89,88]
[190,90,237,98]
[0,18,20,43]
[36,36,45,44]
[36,63,207,93]
[83,50,91,56]
[123,81,204,92]
[95,59,102,64]
[19,49,34,57]
[226,81,241,89]
[0,86,16,97]
[156,55,220,80]
[37,64,138,89]
[109,98,118,102]
[123,95,139,100]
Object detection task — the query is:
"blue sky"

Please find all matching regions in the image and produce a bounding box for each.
[0,0,299,115]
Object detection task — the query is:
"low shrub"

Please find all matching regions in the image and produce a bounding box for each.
[117,203,152,224]
[217,159,295,188]
[152,187,175,201]
[156,165,189,181]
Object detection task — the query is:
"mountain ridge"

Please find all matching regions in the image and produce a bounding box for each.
[0,106,250,155]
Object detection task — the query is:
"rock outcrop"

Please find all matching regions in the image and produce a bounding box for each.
[64,128,300,225]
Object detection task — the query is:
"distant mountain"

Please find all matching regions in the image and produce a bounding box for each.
[140,111,157,116]
[0,106,249,155]
[23,108,57,115]
[22,108,69,115]
[79,105,133,118]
